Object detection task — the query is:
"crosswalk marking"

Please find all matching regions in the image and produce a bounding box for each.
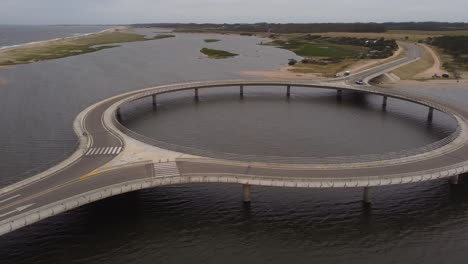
[84,146,122,156]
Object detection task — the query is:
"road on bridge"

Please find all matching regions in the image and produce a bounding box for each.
[0,42,448,236]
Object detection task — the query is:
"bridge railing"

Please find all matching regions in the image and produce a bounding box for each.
[109,81,464,165]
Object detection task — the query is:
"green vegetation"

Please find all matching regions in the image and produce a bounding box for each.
[200,48,238,59]
[268,39,362,58]
[429,36,468,77]
[135,22,468,34]
[204,39,220,43]
[0,31,174,66]
[150,34,175,40]
[135,23,388,33]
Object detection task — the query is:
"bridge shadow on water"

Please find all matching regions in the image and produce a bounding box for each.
[2,177,468,264]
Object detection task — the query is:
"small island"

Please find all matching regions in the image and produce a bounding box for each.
[204,39,220,43]
[200,48,238,59]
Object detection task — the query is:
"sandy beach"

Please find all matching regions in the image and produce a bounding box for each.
[0,27,123,53]
[241,66,323,80]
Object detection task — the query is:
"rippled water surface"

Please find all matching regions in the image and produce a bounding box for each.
[1,27,468,264]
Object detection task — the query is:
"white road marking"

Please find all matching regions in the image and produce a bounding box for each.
[99,148,106,155]
[0,203,35,218]
[96,147,104,155]
[104,147,111,155]
[110,147,117,154]
[85,147,121,156]
[0,194,21,204]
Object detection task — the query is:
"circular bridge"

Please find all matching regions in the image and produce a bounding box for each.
[2,79,468,236]
[102,80,468,195]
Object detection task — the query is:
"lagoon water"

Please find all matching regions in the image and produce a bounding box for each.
[1,27,468,264]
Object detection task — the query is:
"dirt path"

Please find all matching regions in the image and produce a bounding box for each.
[414,44,444,79]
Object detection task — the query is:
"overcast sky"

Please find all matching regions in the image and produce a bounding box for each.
[1,0,467,25]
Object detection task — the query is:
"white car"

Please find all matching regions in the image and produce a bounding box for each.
[355,80,364,85]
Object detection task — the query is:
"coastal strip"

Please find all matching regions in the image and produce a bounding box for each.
[0,28,174,66]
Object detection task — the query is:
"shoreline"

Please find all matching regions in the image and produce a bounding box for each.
[241,44,404,80]
[0,26,150,66]
[0,26,123,52]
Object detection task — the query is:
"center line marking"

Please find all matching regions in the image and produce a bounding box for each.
[0,194,21,204]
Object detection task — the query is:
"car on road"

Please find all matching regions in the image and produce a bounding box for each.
[355,80,364,85]
[442,73,450,78]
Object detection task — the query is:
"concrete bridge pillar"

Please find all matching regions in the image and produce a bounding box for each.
[243,184,251,203]
[152,94,157,109]
[383,96,388,110]
[116,108,122,121]
[363,187,372,204]
[449,175,459,185]
[240,85,244,98]
[195,88,199,101]
[337,90,343,100]
[428,107,434,122]
[287,85,291,98]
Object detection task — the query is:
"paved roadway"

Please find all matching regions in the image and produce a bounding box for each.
[0,42,458,236]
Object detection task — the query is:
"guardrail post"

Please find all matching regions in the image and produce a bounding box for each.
[240,85,244,99]
[152,94,157,110]
[287,85,291,98]
[243,184,251,203]
[195,88,199,101]
[383,96,387,110]
[428,107,434,122]
[449,175,459,185]
[363,187,371,204]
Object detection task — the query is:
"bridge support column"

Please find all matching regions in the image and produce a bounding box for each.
[428,107,434,122]
[383,96,387,110]
[337,90,343,100]
[287,85,291,98]
[195,88,199,101]
[152,94,157,110]
[240,85,244,99]
[116,108,122,121]
[243,184,251,203]
[363,187,372,204]
[449,175,459,185]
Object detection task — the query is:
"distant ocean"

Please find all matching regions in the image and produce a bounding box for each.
[0,25,115,49]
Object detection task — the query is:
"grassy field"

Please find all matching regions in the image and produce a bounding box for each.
[200,48,238,59]
[267,39,363,58]
[204,39,221,43]
[296,30,468,42]
[0,31,174,66]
